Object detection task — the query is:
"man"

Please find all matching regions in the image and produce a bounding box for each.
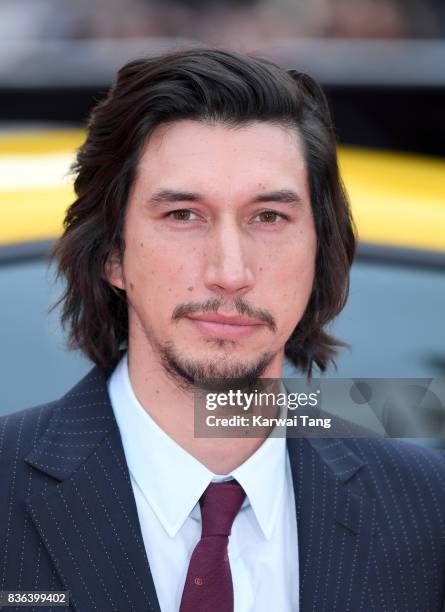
[1,48,444,612]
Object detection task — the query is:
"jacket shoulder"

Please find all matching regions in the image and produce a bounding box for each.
[344,437,445,500]
[0,364,107,467]
[346,435,445,467]
[0,401,57,466]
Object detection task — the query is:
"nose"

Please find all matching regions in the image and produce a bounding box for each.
[203,218,254,296]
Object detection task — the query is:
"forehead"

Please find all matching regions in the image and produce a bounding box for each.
[135,120,307,191]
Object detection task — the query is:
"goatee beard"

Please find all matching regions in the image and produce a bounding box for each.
[157,340,276,394]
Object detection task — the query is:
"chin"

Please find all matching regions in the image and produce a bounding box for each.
[156,338,277,389]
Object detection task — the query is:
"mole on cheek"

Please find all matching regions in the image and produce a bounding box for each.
[140,242,144,247]
[187,286,194,292]
[259,267,263,272]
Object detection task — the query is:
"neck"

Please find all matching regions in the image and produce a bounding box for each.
[126,344,284,474]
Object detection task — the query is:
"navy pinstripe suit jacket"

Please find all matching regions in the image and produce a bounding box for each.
[1,364,445,612]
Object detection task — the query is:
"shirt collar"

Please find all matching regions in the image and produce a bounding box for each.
[108,353,287,540]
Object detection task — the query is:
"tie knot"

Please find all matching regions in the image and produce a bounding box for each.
[199,480,246,537]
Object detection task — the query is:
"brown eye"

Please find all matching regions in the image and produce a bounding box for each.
[254,211,287,224]
[258,211,278,223]
[168,209,198,221]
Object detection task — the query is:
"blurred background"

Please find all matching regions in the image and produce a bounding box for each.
[0,0,444,443]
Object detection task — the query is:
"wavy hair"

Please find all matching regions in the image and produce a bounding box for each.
[51,47,356,376]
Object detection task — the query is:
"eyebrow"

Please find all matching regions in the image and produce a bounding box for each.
[148,188,302,207]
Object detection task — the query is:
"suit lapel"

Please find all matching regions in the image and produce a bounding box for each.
[287,436,376,611]
[25,366,161,612]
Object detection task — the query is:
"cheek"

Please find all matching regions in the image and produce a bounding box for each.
[125,238,197,304]
[267,241,316,321]
[276,232,316,283]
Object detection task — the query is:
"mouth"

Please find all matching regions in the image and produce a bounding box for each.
[185,315,264,339]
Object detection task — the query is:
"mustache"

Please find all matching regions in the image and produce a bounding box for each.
[172,296,277,332]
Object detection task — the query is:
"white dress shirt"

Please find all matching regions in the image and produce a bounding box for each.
[108,354,299,612]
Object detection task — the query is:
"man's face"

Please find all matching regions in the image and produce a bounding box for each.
[107,120,317,386]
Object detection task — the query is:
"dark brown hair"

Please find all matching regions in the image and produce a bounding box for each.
[51,47,356,376]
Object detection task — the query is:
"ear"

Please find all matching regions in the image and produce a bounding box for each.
[104,251,125,291]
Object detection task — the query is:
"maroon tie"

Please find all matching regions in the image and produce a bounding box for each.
[179,480,246,612]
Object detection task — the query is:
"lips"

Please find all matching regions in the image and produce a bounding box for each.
[187,314,262,326]
[185,313,263,339]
